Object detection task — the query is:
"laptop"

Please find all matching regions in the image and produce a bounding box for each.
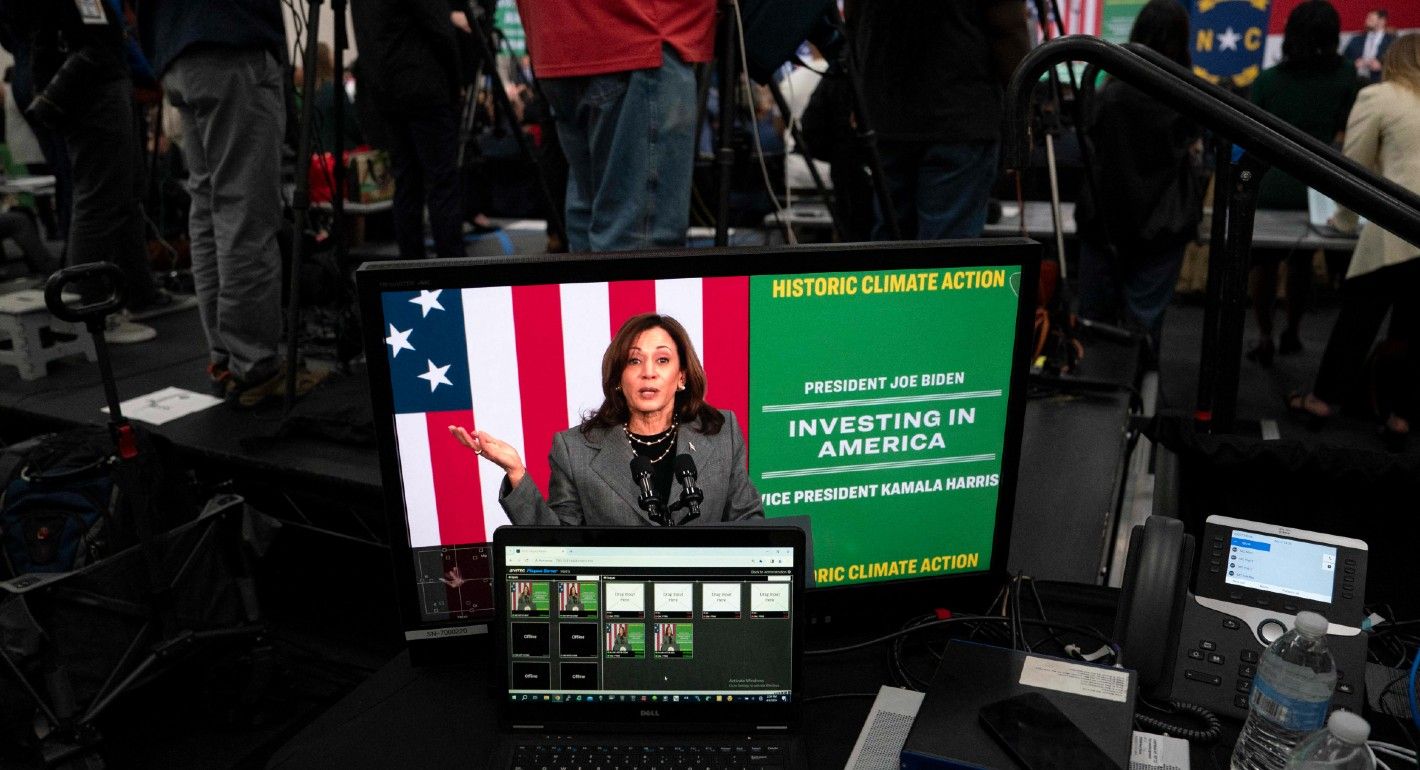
[1307,187,1363,236]
[491,526,808,769]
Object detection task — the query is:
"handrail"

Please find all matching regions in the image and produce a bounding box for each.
[1004,36,1420,247]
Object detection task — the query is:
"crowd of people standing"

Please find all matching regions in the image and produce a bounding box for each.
[0,0,1415,440]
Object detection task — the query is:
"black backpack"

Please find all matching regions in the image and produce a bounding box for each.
[0,428,116,576]
[0,426,195,579]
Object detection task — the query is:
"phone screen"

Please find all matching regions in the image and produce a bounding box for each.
[977,692,1121,770]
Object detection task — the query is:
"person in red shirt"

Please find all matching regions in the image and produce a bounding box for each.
[516,0,714,251]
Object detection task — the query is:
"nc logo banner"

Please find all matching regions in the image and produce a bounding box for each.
[1191,0,1272,88]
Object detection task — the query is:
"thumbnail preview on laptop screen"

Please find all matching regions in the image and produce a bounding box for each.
[375,260,1025,623]
[502,544,795,703]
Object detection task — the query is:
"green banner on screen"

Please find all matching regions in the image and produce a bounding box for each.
[750,266,1021,588]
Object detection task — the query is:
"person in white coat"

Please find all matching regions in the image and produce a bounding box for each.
[1291,34,1420,448]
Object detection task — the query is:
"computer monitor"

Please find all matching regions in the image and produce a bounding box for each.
[357,240,1037,661]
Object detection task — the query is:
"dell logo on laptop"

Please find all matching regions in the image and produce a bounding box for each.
[640,710,660,718]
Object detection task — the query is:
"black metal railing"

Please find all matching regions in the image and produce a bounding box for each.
[1004,35,1420,245]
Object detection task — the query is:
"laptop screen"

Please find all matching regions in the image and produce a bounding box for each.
[501,543,796,705]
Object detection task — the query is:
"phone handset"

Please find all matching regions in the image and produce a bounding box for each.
[1114,516,1194,700]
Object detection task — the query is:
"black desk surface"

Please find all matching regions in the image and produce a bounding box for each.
[267,644,888,769]
[267,584,1193,770]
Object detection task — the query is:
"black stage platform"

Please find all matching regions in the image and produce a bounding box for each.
[0,308,379,501]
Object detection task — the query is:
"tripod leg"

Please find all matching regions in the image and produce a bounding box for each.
[1044,133,1067,281]
[766,78,841,241]
[466,5,566,245]
[331,0,349,262]
[285,0,324,414]
[715,12,739,247]
[828,9,903,241]
[1195,137,1232,431]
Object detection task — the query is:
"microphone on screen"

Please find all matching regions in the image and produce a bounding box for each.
[630,456,671,526]
[671,454,703,525]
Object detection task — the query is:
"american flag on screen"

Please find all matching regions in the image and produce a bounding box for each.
[383,278,750,549]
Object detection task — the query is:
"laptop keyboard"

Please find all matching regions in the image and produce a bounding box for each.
[510,741,788,769]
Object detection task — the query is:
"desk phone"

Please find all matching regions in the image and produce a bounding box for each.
[1117,515,1368,721]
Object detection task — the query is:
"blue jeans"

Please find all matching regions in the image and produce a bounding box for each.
[1078,239,1186,350]
[873,141,999,240]
[541,46,697,252]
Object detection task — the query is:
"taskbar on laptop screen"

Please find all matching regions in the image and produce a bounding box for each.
[509,692,792,703]
[503,546,795,703]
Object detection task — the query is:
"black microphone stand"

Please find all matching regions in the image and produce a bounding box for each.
[632,458,673,525]
[669,484,703,526]
[639,493,672,527]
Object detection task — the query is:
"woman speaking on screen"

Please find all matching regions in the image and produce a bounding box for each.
[449,313,763,525]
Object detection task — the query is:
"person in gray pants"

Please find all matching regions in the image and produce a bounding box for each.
[139,0,321,405]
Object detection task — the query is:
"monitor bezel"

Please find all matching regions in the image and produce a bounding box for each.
[356,239,1039,657]
[492,525,806,729]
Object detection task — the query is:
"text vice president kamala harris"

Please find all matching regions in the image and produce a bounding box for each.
[449,313,763,525]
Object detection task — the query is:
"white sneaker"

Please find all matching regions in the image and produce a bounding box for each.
[104,314,157,344]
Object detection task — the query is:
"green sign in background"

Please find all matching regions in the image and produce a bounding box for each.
[1101,0,1148,43]
[495,0,526,57]
[750,267,1021,587]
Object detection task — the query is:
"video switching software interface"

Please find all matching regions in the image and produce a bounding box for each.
[502,546,794,704]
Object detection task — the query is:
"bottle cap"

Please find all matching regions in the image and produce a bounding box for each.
[1326,710,1370,744]
[1294,611,1329,637]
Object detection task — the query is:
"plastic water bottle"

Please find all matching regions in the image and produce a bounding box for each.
[1232,611,1338,770]
[1284,711,1374,769]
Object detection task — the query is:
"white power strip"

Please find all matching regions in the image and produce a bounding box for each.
[845,686,925,770]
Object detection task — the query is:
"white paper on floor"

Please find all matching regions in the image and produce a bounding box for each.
[100,386,224,426]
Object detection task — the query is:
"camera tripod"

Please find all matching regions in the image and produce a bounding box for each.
[458,0,566,244]
[704,0,901,245]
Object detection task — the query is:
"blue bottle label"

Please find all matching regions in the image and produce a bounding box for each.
[1249,675,1331,732]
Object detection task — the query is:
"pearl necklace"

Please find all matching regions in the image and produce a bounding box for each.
[624,420,677,463]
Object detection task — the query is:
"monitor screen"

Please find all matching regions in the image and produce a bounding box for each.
[501,544,795,703]
[358,241,1036,646]
[1225,530,1337,603]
